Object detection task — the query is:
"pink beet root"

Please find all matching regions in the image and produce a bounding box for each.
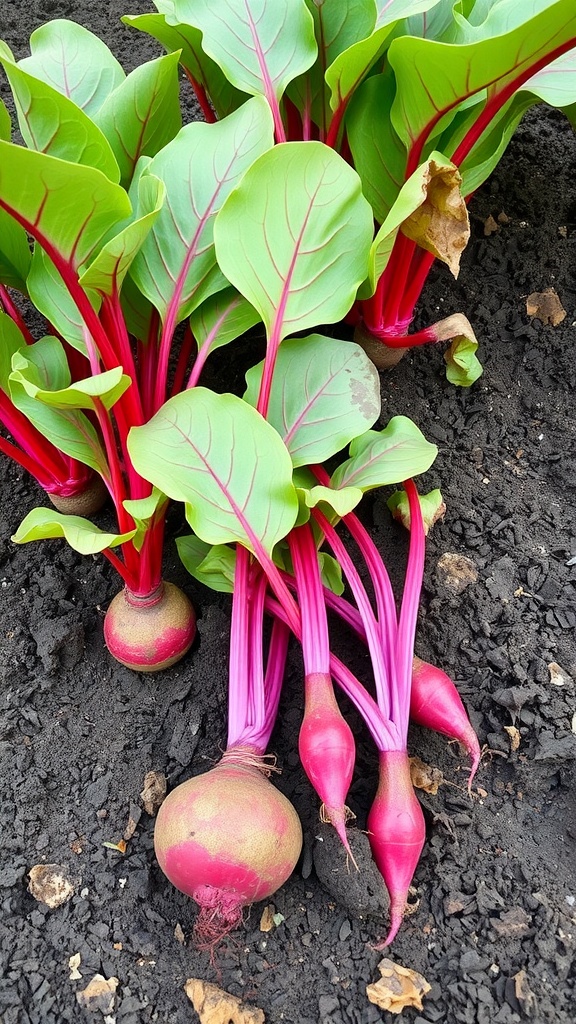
[104,581,196,672]
[411,656,481,786]
[299,673,356,859]
[367,749,426,947]
[154,752,303,948]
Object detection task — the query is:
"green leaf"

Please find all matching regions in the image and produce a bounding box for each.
[11,355,131,412]
[0,311,27,391]
[128,387,299,557]
[244,334,380,466]
[302,483,364,517]
[331,416,438,491]
[79,174,165,297]
[444,333,483,386]
[325,0,443,116]
[214,142,373,341]
[27,246,101,354]
[18,19,125,116]
[122,488,168,551]
[0,60,121,181]
[94,52,182,187]
[0,97,10,139]
[318,551,345,596]
[122,10,245,118]
[0,40,15,61]
[0,210,31,292]
[347,69,408,226]
[173,0,317,106]
[177,534,236,593]
[289,0,376,135]
[8,337,111,476]
[388,1,576,155]
[12,507,134,554]
[189,287,261,360]
[0,141,132,270]
[120,274,156,343]
[131,96,274,326]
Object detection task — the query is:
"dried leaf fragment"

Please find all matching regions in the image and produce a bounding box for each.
[185,979,265,1024]
[409,756,443,795]
[514,969,538,1016]
[504,725,521,752]
[68,952,82,982]
[483,214,499,236]
[367,959,431,1014]
[548,661,570,687]
[76,974,118,1014]
[526,287,566,326]
[401,158,470,277]
[259,904,276,932]
[140,770,167,815]
[28,863,75,909]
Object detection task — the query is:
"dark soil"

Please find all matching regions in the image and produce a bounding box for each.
[1,5,575,1023]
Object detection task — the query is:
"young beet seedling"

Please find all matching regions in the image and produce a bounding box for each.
[0,21,279,669]
[128,0,576,383]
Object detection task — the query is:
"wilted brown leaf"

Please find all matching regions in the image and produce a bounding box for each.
[409,756,443,795]
[185,979,265,1024]
[526,287,566,326]
[76,974,118,1014]
[366,959,431,1014]
[548,661,570,687]
[140,770,167,815]
[401,158,469,277]
[28,864,75,909]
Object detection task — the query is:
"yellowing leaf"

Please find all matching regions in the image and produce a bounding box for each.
[400,159,469,277]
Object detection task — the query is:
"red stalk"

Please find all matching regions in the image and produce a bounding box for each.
[0,286,35,345]
[183,70,217,123]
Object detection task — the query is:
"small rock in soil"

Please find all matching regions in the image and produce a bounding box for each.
[27,863,76,909]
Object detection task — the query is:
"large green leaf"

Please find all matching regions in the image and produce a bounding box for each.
[214,142,373,342]
[244,334,380,467]
[0,60,120,181]
[79,174,165,297]
[27,247,101,353]
[331,416,438,491]
[93,52,182,187]
[0,210,31,292]
[122,9,245,117]
[12,507,134,554]
[0,142,132,270]
[173,0,317,110]
[128,387,299,557]
[388,0,576,158]
[18,19,125,116]
[521,47,576,110]
[130,96,274,326]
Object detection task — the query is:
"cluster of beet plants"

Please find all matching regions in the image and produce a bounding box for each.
[126,0,576,382]
[1,0,573,949]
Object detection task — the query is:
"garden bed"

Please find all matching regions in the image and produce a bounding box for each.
[0,4,575,1023]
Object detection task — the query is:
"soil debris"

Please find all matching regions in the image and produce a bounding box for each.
[436,552,478,593]
[366,958,431,1014]
[409,756,443,794]
[68,953,82,981]
[185,979,265,1024]
[76,974,118,1014]
[140,769,167,815]
[27,863,76,909]
[526,287,567,326]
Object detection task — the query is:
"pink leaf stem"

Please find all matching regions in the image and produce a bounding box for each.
[0,286,35,345]
[395,479,425,739]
